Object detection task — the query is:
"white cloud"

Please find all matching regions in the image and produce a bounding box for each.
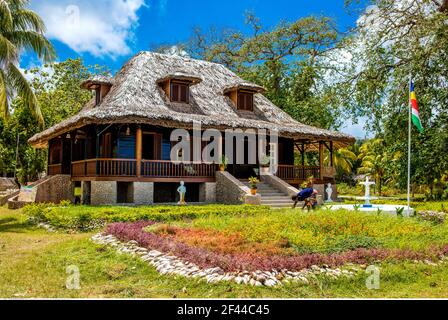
[31,0,147,59]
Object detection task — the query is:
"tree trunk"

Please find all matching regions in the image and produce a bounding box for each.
[440,0,448,12]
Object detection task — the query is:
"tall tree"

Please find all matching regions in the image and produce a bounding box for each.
[187,13,344,129]
[327,0,448,190]
[0,0,55,126]
[0,59,106,182]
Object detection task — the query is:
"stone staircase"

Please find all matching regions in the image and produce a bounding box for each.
[240,179,295,208]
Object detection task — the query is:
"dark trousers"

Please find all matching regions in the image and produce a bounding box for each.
[292,196,317,210]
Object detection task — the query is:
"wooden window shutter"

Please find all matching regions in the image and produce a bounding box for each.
[153,134,162,160]
[247,93,253,111]
[180,84,188,103]
[171,83,179,102]
[237,93,244,109]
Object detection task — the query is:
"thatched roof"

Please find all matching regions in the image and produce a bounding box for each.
[156,71,202,85]
[80,75,114,89]
[29,51,354,149]
[223,81,266,94]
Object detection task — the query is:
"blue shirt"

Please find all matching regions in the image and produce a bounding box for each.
[298,188,314,198]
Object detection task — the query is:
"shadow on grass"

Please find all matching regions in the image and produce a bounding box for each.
[0,216,34,233]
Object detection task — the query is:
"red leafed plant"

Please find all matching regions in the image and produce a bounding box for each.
[105,221,448,272]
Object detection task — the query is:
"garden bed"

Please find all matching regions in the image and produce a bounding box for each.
[95,209,448,286]
[23,203,271,231]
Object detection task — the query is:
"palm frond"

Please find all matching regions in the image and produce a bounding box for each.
[0,68,8,118]
[0,34,19,67]
[0,0,13,29]
[11,9,46,33]
[7,63,44,126]
[3,30,55,62]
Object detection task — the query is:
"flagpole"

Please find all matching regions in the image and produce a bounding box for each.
[407,75,412,216]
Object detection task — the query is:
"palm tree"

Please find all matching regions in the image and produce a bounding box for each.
[0,0,55,126]
[357,139,387,195]
[325,147,357,175]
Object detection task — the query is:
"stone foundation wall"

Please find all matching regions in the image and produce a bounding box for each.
[81,181,91,204]
[91,181,117,205]
[199,182,216,203]
[34,175,74,204]
[260,173,299,197]
[216,171,248,204]
[134,182,154,205]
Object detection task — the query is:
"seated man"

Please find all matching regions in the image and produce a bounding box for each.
[292,188,318,209]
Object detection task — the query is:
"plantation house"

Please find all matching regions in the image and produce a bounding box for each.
[23,52,354,207]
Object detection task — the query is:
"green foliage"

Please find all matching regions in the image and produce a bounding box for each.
[334,1,448,192]
[248,176,259,189]
[187,13,343,130]
[0,0,55,125]
[22,204,271,232]
[327,235,380,253]
[396,207,405,218]
[187,208,448,253]
[0,58,107,182]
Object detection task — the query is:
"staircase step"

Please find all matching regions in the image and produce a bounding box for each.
[257,193,286,197]
[239,178,295,208]
[261,196,292,200]
[261,200,294,205]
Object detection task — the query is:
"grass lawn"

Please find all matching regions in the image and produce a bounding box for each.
[1,205,448,298]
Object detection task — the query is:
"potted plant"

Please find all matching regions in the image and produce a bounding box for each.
[219,155,228,171]
[248,176,259,195]
[259,154,271,173]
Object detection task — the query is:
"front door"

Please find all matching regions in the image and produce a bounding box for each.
[142,133,162,160]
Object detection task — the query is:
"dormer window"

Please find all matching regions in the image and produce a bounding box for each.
[223,82,265,112]
[170,80,189,103]
[95,88,101,105]
[157,73,202,104]
[237,91,254,111]
[81,75,114,107]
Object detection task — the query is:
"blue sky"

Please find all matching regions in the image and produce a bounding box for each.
[24,0,370,138]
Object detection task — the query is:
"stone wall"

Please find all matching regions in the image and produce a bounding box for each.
[216,171,248,204]
[199,182,216,203]
[0,178,19,192]
[34,175,74,204]
[260,172,299,197]
[91,181,117,205]
[134,182,154,205]
[81,181,91,204]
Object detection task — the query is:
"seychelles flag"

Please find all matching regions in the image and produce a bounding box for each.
[410,81,424,133]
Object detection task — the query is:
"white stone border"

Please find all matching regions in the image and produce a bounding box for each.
[91,233,360,287]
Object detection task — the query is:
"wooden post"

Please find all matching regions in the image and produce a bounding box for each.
[70,131,74,175]
[301,142,305,167]
[136,126,142,177]
[95,127,100,176]
[330,141,334,167]
[319,141,324,181]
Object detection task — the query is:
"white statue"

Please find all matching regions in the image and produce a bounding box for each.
[359,176,375,207]
[177,181,187,205]
[325,183,333,202]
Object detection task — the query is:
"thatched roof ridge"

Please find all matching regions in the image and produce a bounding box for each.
[156,71,202,85]
[223,81,266,94]
[80,74,114,89]
[29,51,355,148]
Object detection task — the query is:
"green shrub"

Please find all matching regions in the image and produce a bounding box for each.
[22,203,271,232]
[329,235,380,253]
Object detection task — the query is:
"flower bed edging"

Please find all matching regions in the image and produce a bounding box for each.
[91,233,360,287]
